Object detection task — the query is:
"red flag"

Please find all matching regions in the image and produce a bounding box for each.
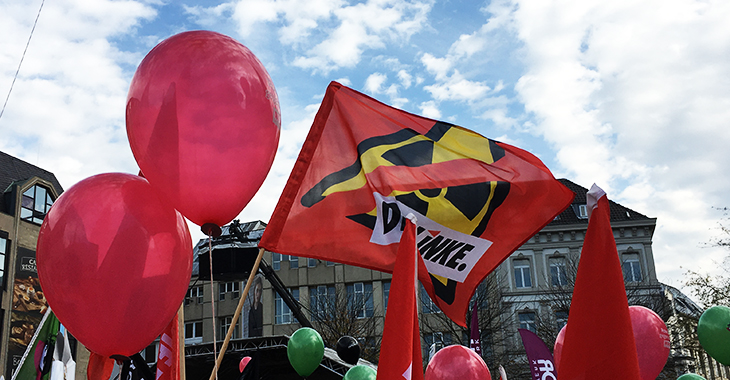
[557,185,641,380]
[156,312,181,380]
[259,82,573,326]
[377,217,423,380]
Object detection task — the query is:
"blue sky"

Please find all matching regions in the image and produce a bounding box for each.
[1,0,729,296]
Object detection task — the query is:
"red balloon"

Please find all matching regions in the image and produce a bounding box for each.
[425,345,491,380]
[239,356,252,373]
[37,173,193,357]
[126,30,281,227]
[629,305,670,380]
[553,306,670,380]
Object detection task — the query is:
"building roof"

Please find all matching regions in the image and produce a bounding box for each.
[0,150,63,196]
[548,178,651,226]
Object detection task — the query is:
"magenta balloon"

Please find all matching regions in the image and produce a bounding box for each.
[37,173,193,357]
[425,345,491,380]
[126,30,281,227]
[629,305,670,380]
[239,356,252,373]
[553,307,669,380]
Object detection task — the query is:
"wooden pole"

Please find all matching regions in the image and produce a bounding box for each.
[178,304,186,380]
[208,247,265,380]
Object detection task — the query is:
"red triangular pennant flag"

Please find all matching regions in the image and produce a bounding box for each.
[557,185,641,380]
[377,217,423,380]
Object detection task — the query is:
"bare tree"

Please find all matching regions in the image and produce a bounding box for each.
[418,271,521,378]
[302,285,382,363]
[684,207,730,308]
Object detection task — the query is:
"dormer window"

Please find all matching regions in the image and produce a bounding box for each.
[21,185,54,225]
[578,204,588,219]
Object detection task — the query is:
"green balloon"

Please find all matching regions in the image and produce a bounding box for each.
[697,305,730,365]
[287,327,325,377]
[677,374,706,380]
[343,365,377,380]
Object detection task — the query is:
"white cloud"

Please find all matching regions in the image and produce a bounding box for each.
[419,100,441,119]
[227,0,433,73]
[364,72,387,94]
[0,0,155,188]
[502,0,730,287]
[424,70,491,102]
[397,69,412,88]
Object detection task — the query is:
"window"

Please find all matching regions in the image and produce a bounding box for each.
[308,258,317,268]
[141,343,157,365]
[219,282,240,301]
[578,204,588,219]
[290,256,298,269]
[220,316,239,339]
[326,261,335,266]
[185,321,203,344]
[0,236,7,289]
[473,281,490,309]
[186,286,203,305]
[20,185,54,224]
[309,285,335,320]
[347,282,374,318]
[519,312,537,333]
[555,310,569,330]
[383,281,390,311]
[272,253,283,270]
[549,257,568,287]
[275,288,299,324]
[513,259,532,288]
[423,332,451,359]
[420,285,441,313]
[622,253,642,282]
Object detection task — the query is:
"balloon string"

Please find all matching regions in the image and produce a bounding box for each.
[208,235,219,380]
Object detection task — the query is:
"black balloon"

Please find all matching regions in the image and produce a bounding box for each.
[336,336,361,365]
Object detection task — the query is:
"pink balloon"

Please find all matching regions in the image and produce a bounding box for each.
[425,345,491,380]
[629,305,670,380]
[553,306,670,380]
[126,30,281,227]
[37,173,193,358]
[239,356,252,373]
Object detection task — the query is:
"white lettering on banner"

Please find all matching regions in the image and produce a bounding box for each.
[370,193,493,283]
[21,257,37,273]
[537,360,556,380]
[156,333,175,379]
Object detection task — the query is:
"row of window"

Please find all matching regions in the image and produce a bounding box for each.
[271,253,336,270]
[512,252,643,289]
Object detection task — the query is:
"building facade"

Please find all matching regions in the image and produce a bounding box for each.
[0,151,76,378]
[183,179,724,379]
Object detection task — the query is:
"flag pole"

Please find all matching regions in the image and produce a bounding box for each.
[178,305,186,380]
[208,247,265,380]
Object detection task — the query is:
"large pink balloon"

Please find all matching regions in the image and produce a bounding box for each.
[126,30,281,227]
[553,306,670,380]
[37,173,193,358]
[425,345,491,380]
[629,305,670,380]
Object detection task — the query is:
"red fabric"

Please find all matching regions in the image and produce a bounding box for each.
[376,219,423,380]
[557,190,641,380]
[86,352,115,380]
[156,312,180,380]
[259,81,573,326]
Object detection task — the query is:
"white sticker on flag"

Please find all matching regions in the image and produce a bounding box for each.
[370,193,493,283]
